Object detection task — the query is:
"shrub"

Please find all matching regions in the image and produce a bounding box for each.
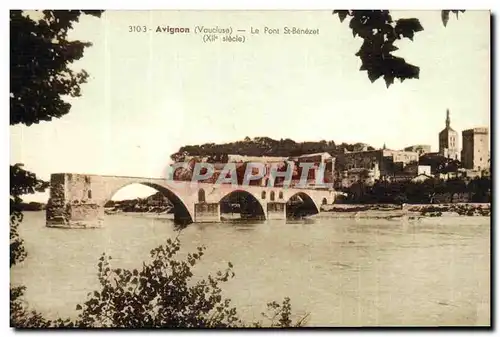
[75,238,242,328]
[12,238,308,328]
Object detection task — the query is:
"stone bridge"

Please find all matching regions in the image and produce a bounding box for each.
[46,173,339,228]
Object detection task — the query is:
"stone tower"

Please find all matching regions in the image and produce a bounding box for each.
[438,109,459,160]
[461,127,489,170]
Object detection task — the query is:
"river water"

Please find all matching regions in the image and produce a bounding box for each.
[11,211,490,327]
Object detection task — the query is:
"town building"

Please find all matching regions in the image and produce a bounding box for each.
[461,127,489,170]
[333,148,422,188]
[387,163,432,183]
[404,144,431,156]
[404,163,432,176]
[438,109,460,160]
[289,152,332,163]
[337,168,376,189]
[335,148,419,180]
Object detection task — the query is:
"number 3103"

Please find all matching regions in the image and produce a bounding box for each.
[129,26,147,32]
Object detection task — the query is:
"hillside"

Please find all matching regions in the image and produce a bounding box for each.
[104,192,173,213]
[170,136,375,162]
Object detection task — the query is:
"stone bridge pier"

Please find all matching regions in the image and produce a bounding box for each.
[46,173,338,228]
[46,173,103,228]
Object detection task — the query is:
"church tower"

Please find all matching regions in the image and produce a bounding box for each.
[438,109,459,160]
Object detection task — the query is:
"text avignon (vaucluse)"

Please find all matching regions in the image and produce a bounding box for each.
[152,25,320,35]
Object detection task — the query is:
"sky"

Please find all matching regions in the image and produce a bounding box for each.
[10,10,490,201]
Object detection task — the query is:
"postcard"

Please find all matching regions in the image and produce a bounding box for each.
[10,10,491,328]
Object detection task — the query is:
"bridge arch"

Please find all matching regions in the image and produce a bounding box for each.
[105,181,193,225]
[219,189,266,220]
[286,191,320,218]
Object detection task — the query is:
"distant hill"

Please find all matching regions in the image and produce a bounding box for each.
[18,201,46,211]
[170,137,374,162]
[105,192,173,213]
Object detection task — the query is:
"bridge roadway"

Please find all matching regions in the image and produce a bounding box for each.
[46,173,339,228]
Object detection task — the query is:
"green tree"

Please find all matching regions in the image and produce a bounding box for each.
[10,10,103,265]
[10,164,48,267]
[467,176,491,202]
[10,10,103,126]
[419,180,438,204]
[10,9,103,327]
[10,9,103,264]
[445,178,467,203]
[333,10,465,87]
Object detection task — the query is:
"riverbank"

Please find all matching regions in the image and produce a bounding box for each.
[320,203,490,218]
[108,203,491,222]
[111,211,175,220]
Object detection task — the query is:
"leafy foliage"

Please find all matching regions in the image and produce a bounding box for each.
[344,176,490,204]
[333,10,464,87]
[10,286,51,328]
[441,10,466,27]
[10,9,103,327]
[12,238,307,328]
[14,201,46,211]
[256,297,310,328]
[9,9,306,329]
[10,10,103,126]
[10,10,102,267]
[75,238,307,328]
[466,176,492,202]
[10,164,51,324]
[10,164,49,267]
[10,10,103,267]
[76,238,242,328]
[11,284,80,328]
